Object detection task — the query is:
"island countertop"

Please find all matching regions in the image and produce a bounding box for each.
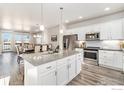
[21,50,81,66]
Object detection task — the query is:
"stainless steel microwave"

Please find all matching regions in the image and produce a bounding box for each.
[85,32,100,41]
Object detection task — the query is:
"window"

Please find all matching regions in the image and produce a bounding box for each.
[2,32,12,51]
[22,34,30,43]
[15,34,22,43]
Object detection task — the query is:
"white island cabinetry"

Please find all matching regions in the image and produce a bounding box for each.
[56,57,69,85]
[24,51,83,85]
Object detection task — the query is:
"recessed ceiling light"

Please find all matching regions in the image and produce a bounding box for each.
[65,20,69,23]
[78,16,83,19]
[104,7,110,11]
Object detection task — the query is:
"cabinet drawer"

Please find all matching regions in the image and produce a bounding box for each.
[38,62,56,74]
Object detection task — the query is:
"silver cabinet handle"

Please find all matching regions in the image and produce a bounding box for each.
[68,64,71,68]
[67,65,69,69]
[46,66,52,69]
[55,71,57,76]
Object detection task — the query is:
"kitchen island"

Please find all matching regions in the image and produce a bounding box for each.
[22,50,83,85]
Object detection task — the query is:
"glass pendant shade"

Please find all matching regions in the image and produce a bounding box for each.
[40,25,45,31]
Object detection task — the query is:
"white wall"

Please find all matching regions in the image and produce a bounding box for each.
[67,11,124,29]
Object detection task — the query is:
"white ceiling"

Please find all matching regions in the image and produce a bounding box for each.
[0,3,124,32]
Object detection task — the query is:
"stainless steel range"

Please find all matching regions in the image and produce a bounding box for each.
[84,47,100,65]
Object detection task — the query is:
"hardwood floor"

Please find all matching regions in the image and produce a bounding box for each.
[0,52,23,85]
[0,52,124,85]
[68,60,124,85]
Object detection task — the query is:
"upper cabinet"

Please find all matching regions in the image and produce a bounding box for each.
[65,18,124,41]
[100,19,124,40]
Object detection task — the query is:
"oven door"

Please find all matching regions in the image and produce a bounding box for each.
[84,50,98,61]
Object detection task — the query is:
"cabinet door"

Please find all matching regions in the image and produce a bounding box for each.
[76,58,82,74]
[123,54,124,72]
[38,70,56,85]
[99,50,107,65]
[100,22,111,40]
[109,19,123,40]
[113,52,123,69]
[99,50,113,66]
[68,60,76,81]
[76,53,83,74]
[57,64,68,85]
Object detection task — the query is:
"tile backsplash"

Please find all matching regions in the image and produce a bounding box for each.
[101,40,121,49]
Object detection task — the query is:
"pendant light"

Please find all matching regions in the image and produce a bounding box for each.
[59,7,63,34]
[40,3,45,31]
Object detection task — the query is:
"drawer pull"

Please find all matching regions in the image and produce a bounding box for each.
[55,71,57,76]
[46,66,52,69]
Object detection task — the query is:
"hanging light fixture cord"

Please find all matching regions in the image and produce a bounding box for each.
[40,3,45,31]
[60,7,63,33]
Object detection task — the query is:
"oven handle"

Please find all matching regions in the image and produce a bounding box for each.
[84,50,98,53]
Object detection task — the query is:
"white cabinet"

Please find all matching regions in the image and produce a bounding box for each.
[100,22,111,40]
[99,50,123,70]
[65,19,124,41]
[100,19,123,40]
[24,52,83,85]
[113,51,123,69]
[68,56,76,81]
[24,61,57,85]
[76,52,83,74]
[56,59,68,85]
[122,53,124,73]
[110,19,123,40]
[37,61,56,85]
[57,53,83,84]
[38,69,56,85]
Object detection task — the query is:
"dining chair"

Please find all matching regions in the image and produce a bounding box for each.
[35,46,41,53]
[15,45,23,64]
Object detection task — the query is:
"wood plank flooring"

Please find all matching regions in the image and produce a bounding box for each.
[0,52,124,85]
[68,60,124,85]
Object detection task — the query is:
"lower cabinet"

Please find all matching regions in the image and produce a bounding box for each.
[123,53,124,73]
[76,53,83,74]
[38,69,57,85]
[68,56,76,81]
[57,55,76,84]
[57,63,68,85]
[99,50,123,70]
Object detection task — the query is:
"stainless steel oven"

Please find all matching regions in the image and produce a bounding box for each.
[84,47,99,65]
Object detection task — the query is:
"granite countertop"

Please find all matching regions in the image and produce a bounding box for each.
[21,50,80,66]
[99,48,123,52]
